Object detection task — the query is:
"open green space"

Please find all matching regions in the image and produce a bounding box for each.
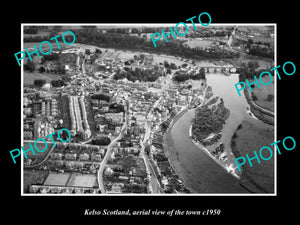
[231,120,274,193]
[24,71,62,86]
[22,141,53,158]
[23,41,71,51]
[252,76,274,112]
[184,39,214,49]
[23,170,49,193]
[43,172,71,186]
[67,173,98,188]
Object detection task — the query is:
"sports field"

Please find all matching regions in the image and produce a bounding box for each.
[67,173,98,188]
[43,172,71,186]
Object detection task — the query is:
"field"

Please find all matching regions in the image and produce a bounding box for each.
[24,71,62,86]
[67,173,97,188]
[22,141,53,158]
[23,170,49,193]
[236,33,274,47]
[231,120,274,193]
[43,172,71,186]
[252,76,274,112]
[184,39,213,49]
[23,41,72,52]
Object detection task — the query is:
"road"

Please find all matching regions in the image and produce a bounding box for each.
[138,73,174,193]
[140,97,162,194]
[97,99,129,193]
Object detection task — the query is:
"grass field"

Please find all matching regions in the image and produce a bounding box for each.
[252,76,274,112]
[232,120,274,193]
[23,41,71,52]
[23,170,49,193]
[24,71,62,85]
[22,141,53,158]
[184,39,214,49]
[43,172,71,186]
[67,173,97,187]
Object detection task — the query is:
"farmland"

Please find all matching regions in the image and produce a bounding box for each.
[24,71,62,86]
[23,41,72,52]
[252,76,274,112]
[184,39,214,49]
[231,120,274,193]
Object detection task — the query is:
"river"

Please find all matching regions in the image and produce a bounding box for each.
[168,73,271,193]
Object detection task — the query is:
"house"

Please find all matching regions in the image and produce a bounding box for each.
[108,183,124,194]
[115,126,121,134]
[79,153,89,161]
[135,113,146,126]
[65,153,77,161]
[104,167,114,176]
[73,162,84,169]
[105,112,124,124]
[91,154,102,162]
[119,176,129,180]
[65,161,74,170]
[50,153,63,160]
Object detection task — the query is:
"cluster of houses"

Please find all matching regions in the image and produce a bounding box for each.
[29,185,100,194]
[104,146,149,194]
[36,143,105,174]
[23,90,64,140]
[142,93,191,193]
[23,45,198,194]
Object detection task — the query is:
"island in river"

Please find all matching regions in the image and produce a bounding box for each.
[164,71,274,194]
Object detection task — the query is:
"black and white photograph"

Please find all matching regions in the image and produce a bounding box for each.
[3,3,298,223]
[21,24,276,195]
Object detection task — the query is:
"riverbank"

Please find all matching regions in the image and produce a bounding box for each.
[189,124,240,179]
[163,107,249,193]
[72,43,235,69]
[244,88,274,126]
[162,107,201,193]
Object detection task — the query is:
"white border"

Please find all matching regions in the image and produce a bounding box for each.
[21,23,277,196]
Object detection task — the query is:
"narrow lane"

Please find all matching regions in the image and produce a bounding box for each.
[97,99,129,193]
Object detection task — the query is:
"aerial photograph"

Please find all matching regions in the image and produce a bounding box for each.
[22,24,275,195]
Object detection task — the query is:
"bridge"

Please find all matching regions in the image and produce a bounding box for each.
[227,26,238,47]
[202,66,238,74]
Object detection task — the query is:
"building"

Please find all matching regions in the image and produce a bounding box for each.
[65,153,77,161]
[79,153,89,161]
[105,112,124,124]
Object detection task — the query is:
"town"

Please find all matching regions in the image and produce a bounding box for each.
[23,24,275,194]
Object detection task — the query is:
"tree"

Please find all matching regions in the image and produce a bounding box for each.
[43,53,60,61]
[252,94,258,101]
[24,60,35,72]
[95,48,102,54]
[170,63,177,69]
[248,38,254,45]
[24,28,38,34]
[51,79,65,87]
[163,60,170,68]
[199,67,206,79]
[85,49,91,55]
[182,63,188,68]
[92,137,111,145]
[34,79,46,87]
[57,65,66,74]
[247,61,259,72]
[39,66,46,73]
